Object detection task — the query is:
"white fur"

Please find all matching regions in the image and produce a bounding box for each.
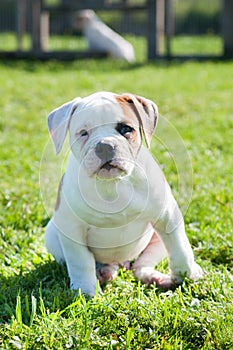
[74,10,135,62]
[45,91,203,296]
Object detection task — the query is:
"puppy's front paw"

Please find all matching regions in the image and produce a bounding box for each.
[189,262,204,281]
[134,267,177,290]
[70,280,103,297]
[171,262,203,286]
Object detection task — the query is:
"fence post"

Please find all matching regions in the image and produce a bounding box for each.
[17,0,27,51]
[165,0,174,58]
[147,0,165,60]
[222,0,233,57]
[41,12,49,51]
[31,0,49,52]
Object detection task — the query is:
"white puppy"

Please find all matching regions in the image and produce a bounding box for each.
[74,10,135,62]
[45,91,203,296]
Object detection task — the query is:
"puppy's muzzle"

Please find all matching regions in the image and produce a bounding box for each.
[95,141,115,165]
[94,141,126,178]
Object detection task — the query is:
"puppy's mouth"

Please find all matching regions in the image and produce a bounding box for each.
[101,162,118,171]
[97,161,127,179]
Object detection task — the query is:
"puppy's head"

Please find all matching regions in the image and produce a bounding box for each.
[48,92,158,179]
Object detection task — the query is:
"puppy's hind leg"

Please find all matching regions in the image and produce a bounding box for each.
[132,232,174,289]
[45,220,65,263]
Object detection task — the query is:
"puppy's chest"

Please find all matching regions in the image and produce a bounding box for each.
[76,198,148,228]
[86,221,154,263]
[66,176,151,228]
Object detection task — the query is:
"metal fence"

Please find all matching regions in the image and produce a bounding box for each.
[0,0,232,60]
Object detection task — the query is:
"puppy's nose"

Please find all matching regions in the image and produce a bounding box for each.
[95,141,115,162]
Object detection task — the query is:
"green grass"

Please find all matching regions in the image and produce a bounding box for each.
[171,35,222,55]
[0,43,233,349]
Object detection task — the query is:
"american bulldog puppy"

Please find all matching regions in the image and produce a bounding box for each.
[45,91,203,296]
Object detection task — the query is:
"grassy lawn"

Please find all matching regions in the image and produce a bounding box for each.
[0,48,233,348]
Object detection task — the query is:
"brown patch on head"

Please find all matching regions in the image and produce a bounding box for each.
[115,93,158,148]
[115,94,142,146]
[115,95,140,127]
[55,174,64,211]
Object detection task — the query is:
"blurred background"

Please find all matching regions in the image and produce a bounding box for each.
[0,0,232,60]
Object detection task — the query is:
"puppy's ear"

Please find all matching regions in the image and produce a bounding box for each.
[47,97,82,154]
[134,95,158,148]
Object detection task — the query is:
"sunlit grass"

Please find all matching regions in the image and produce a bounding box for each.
[171,34,222,55]
[0,45,232,349]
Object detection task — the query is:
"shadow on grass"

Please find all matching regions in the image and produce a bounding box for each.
[1,249,230,325]
[0,258,172,325]
[0,260,76,325]
[0,58,146,73]
[0,56,229,74]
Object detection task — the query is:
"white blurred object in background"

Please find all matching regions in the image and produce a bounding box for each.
[74,10,135,62]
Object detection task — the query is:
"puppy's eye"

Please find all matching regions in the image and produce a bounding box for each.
[116,123,134,136]
[80,130,88,137]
